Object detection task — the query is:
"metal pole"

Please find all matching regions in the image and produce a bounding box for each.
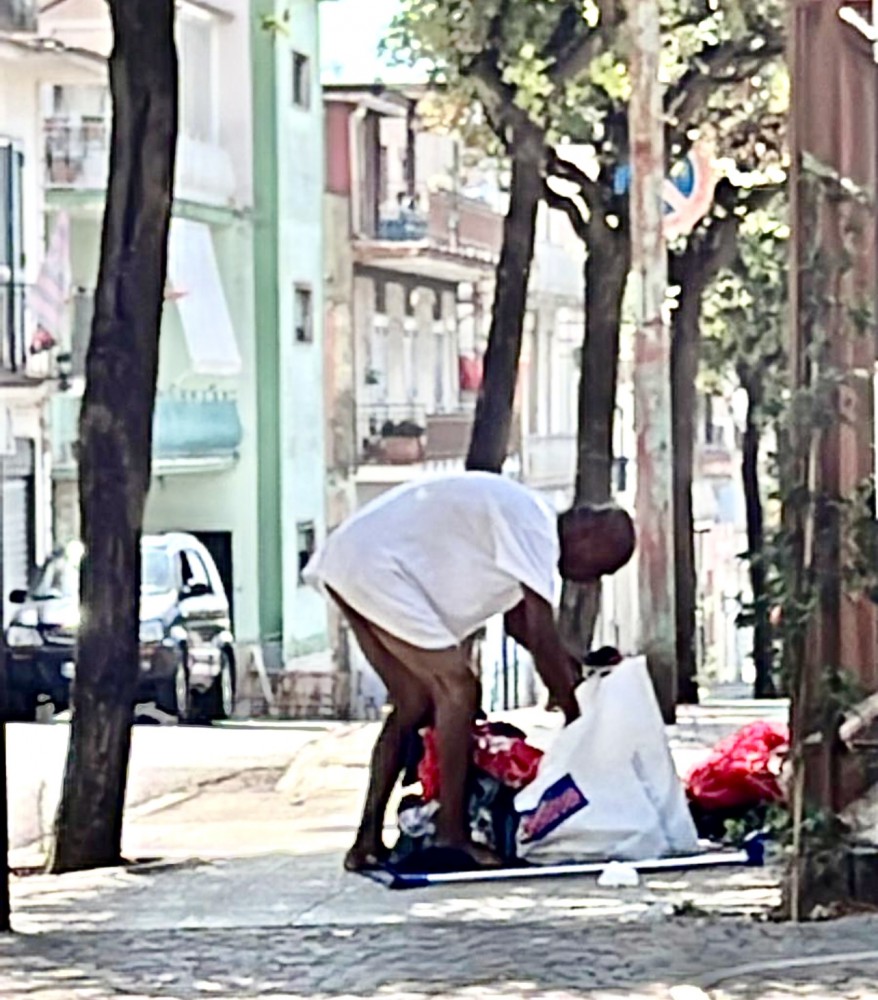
[629,0,677,721]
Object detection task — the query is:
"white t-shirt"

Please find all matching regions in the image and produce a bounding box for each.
[304,472,559,649]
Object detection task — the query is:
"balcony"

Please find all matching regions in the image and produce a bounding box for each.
[52,391,243,477]
[374,193,503,254]
[425,411,474,462]
[359,403,427,465]
[428,191,504,256]
[356,404,528,471]
[377,205,429,242]
[45,115,109,191]
[359,192,503,284]
[153,393,242,461]
[0,0,37,32]
[45,116,237,206]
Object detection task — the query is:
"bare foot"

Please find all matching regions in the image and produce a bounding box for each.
[343,843,388,872]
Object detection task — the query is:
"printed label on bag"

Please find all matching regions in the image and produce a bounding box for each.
[518,774,588,843]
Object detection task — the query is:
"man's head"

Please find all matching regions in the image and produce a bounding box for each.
[557,504,636,583]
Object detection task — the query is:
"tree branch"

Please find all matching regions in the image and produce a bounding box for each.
[546,150,602,214]
[543,2,623,85]
[665,35,785,127]
[462,50,538,150]
[544,183,589,243]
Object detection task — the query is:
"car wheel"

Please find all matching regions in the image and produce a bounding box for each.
[205,649,235,722]
[170,649,191,723]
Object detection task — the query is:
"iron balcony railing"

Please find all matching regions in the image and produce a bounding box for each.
[0,0,37,32]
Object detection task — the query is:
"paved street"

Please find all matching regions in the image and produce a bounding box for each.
[1,915,878,1000]
[2,699,876,999]
[3,850,878,999]
[7,718,338,857]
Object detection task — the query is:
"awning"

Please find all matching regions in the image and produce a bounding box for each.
[167,217,242,376]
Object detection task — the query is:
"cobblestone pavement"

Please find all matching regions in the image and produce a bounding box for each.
[6,701,875,999]
[1,915,878,999]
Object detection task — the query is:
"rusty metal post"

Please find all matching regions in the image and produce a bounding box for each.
[787,0,878,916]
[629,0,676,721]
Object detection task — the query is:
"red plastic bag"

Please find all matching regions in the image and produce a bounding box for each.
[686,721,789,811]
[419,729,441,801]
[418,723,543,801]
[472,723,544,789]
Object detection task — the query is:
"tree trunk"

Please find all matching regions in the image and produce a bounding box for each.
[671,283,701,704]
[466,137,543,472]
[49,0,177,874]
[741,375,776,698]
[559,217,631,656]
[667,203,741,704]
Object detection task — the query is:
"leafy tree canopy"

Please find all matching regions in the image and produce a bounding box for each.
[386,0,787,202]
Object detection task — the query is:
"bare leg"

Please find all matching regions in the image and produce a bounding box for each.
[328,590,429,871]
[346,692,428,871]
[432,670,478,847]
[375,634,500,867]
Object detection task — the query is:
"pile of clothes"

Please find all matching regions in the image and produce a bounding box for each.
[391,646,625,868]
[392,718,543,866]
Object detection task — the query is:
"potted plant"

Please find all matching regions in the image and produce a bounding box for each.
[378,418,426,464]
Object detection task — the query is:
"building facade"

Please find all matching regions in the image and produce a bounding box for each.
[0,15,106,616]
[1,0,332,706]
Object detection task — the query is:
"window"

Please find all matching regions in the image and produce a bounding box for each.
[294,285,313,343]
[0,142,25,372]
[142,548,174,594]
[178,11,218,143]
[378,145,389,205]
[291,51,311,109]
[180,550,212,594]
[297,521,316,584]
[374,280,386,315]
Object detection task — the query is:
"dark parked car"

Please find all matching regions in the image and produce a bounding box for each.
[4,532,236,723]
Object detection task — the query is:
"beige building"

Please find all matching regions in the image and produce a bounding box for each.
[322,86,597,714]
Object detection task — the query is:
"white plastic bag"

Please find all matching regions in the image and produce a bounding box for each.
[514,656,699,863]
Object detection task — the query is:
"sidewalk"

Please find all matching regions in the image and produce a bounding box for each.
[5,698,878,999]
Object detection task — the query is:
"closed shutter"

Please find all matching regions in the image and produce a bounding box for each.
[0,438,35,622]
[3,478,28,603]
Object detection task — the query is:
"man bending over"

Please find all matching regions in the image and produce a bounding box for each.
[304,472,635,871]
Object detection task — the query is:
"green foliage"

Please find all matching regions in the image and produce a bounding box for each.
[724,802,791,848]
[259,8,290,36]
[387,0,786,191]
[701,203,788,409]
[709,165,878,714]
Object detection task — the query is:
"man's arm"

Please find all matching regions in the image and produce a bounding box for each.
[504,588,580,724]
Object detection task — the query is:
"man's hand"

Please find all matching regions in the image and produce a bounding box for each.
[506,589,580,724]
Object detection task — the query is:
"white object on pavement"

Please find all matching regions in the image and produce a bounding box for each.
[597,861,641,888]
[515,656,699,864]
